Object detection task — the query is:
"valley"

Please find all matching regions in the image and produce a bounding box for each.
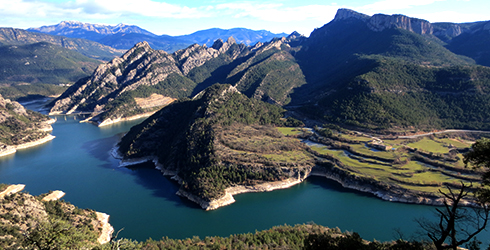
[0,6,490,249]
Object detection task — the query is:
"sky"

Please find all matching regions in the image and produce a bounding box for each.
[0,0,489,36]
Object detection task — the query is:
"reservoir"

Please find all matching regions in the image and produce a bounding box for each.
[1,105,489,244]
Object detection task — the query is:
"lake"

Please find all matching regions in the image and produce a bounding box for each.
[1,102,489,245]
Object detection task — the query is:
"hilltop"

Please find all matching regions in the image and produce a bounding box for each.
[0,28,123,61]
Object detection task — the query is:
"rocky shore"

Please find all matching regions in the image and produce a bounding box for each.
[308,169,448,206]
[0,134,56,158]
[97,112,158,127]
[96,212,114,244]
[113,146,471,210]
[176,177,306,210]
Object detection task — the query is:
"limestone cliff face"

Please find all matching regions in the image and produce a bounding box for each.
[334,8,490,42]
[334,8,433,35]
[367,14,433,34]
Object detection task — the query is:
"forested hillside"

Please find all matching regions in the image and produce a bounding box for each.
[118,84,312,203]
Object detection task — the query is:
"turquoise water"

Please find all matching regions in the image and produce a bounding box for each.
[0,109,489,244]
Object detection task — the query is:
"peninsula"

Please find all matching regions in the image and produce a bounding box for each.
[0,95,56,157]
[115,84,483,210]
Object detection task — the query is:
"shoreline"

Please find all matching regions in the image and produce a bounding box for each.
[96,212,114,244]
[77,112,157,127]
[97,112,157,127]
[0,134,56,158]
[114,145,454,210]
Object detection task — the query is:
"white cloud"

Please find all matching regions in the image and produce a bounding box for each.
[216,2,339,23]
[0,0,206,21]
[359,0,445,13]
[416,10,490,23]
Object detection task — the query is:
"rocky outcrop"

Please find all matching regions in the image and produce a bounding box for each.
[309,168,449,206]
[41,190,65,201]
[177,177,307,210]
[0,184,25,198]
[334,8,433,35]
[368,14,433,34]
[334,8,370,22]
[95,212,114,244]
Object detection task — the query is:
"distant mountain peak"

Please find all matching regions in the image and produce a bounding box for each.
[28,21,155,40]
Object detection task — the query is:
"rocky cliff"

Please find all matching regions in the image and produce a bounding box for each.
[333,8,433,35]
[333,8,490,41]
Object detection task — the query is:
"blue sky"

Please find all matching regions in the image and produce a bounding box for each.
[1,0,489,36]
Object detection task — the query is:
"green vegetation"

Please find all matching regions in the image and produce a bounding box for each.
[302,127,483,198]
[104,224,430,250]
[119,84,314,201]
[0,190,101,249]
[0,97,51,146]
[316,58,490,130]
[0,42,100,86]
[0,84,67,101]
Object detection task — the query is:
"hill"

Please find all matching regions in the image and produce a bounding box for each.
[28,21,288,52]
[116,84,313,208]
[0,41,103,100]
[0,94,55,156]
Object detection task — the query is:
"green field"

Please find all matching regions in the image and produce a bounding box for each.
[279,127,482,197]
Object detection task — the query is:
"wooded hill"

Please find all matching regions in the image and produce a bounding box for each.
[47,8,490,131]
[118,84,313,201]
[0,28,124,101]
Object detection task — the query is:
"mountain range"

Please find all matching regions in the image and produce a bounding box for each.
[28,21,289,52]
[46,8,490,132]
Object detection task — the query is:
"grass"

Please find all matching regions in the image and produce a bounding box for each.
[438,138,471,148]
[276,127,303,136]
[309,137,478,196]
[349,144,398,160]
[406,137,451,154]
[263,151,312,163]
